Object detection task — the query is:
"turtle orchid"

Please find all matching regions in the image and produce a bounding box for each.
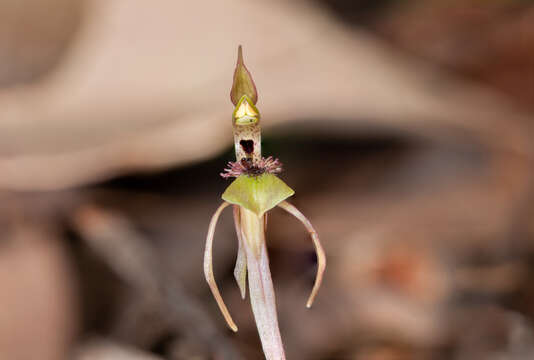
[204,46,326,360]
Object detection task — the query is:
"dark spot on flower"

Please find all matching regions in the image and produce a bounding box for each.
[240,158,253,168]
[240,140,254,154]
[241,158,264,176]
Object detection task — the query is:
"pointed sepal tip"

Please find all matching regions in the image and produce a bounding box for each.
[230,45,258,105]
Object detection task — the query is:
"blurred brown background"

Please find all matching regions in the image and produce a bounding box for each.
[1,0,534,359]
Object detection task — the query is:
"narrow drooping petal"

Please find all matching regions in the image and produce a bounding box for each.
[240,207,286,359]
[278,201,326,308]
[232,205,247,299]
[264,213,268,231]
[203,201,238,332]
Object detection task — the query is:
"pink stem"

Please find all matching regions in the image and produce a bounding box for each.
[240,207,286,359]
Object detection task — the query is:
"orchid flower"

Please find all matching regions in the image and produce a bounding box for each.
[204,46,326,360]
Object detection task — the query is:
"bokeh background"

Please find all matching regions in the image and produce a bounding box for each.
[1,0,534,359]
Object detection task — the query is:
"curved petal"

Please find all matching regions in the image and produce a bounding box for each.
[203,201,238,331]
[277,201,326,308]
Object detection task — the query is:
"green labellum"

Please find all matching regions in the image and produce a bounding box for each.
[222,174,295,216]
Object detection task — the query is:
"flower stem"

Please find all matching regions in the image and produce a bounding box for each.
[240,207,286,359]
